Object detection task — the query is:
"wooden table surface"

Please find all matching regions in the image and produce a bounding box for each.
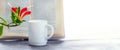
[0,39,120,50]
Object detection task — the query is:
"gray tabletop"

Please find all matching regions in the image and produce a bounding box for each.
[0,39,65,50]
[0,39,120,50]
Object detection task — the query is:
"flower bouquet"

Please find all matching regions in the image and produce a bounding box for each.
[0,7,31,36]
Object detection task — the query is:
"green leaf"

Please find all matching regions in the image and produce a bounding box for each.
[16,19,22,23]
[17,6,20,16]
[11,12,18,23]
[0,26,3,36]
[11,12,16,23]
[16,7,22,23]
[11,7,22,24]
[0,17,8,24]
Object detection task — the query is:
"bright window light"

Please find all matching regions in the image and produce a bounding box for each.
[63,0,120,40]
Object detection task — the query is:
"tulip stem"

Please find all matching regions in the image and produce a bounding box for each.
[8,23,20,27]
[0,22,20,27]
[0,22,9,26]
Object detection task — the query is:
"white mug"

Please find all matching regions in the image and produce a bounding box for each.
[28,20,54,46]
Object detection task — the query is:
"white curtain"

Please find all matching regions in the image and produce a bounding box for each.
[63,0,120,39]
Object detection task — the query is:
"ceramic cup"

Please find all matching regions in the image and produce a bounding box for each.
[28,20,54,46]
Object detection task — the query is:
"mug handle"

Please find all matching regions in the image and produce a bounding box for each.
[46,24,54,39]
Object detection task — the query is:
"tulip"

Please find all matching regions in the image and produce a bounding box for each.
[11,7,31,21]
[11,7,17,13]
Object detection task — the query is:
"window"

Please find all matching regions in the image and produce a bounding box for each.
[63,0,120,40]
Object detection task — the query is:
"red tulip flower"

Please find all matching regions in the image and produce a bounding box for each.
[0,6,32,36]
[11,7,17,13]
[11,7,31,21]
